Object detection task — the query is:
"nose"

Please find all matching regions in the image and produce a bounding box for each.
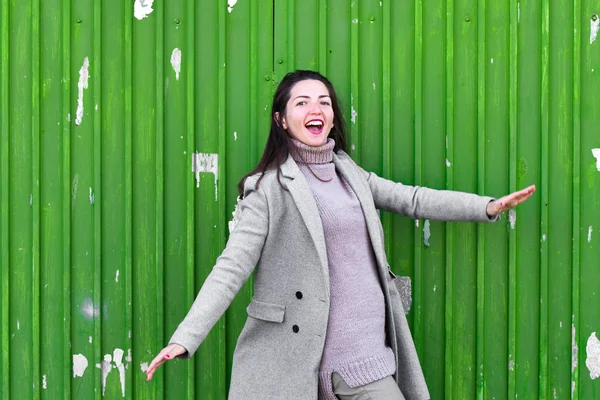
[308,102,323,115]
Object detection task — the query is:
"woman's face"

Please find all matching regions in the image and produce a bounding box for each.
[279,79,335,147]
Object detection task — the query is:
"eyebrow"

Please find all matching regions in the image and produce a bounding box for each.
[293,95,331,101]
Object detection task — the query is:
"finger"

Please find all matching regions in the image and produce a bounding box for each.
[145,350,168,380]
[165,344,186,359]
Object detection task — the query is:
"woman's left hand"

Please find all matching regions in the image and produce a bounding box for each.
[486,185,536,217]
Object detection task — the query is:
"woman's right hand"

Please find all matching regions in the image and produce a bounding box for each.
[145,343,187,381]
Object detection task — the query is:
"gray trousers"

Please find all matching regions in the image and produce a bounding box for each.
[332,373,406,400]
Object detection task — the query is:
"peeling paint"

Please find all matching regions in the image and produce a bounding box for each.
[17,320,19,330]
[30,194,32,206]
[573,323,578,373]
[592,149,600,170]
[589,226,593,243]
[423,220,431,247]
[234,131,237,141]
[191,153,219,201]
[67,113,71,122]
[89,336,92,344]
[96,354,113,396]
[113,349,126,397]
[509,359,514,371]
[351,144,356,151]
[352,18,358,24]
[72,174,79,205]
[116,269,120,282]
[170,48,182,80]
[140,362,149,372]
[350,94,357,124]
[372,82,376,90]
[134,0,154,20]
[591,16,599,44]
[126,349,132,363]
[76,57,89,126]
[518,2,520,22]
[415,219,419,228]
[587,332,600,379]
[491,58,494,64]
[542,234,547,242]
[227,0,238,13]
[228,196,242,233]
[89,187,94,204]
[433,285,437,292]
[445,159,451,167]
[42,374,47,389]
[80,297,100,320]
[508,209,516,229]
[72,354,89,378]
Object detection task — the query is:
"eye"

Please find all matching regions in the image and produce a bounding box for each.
[296,101,307,106]
[320,101,331,106]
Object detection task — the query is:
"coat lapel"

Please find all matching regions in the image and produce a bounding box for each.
[280,155,330,297]
[332,153,388,273]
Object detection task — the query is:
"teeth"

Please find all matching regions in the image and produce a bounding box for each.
[306,121,323,127]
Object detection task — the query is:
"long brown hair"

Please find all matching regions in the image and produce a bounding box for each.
[237,70,348,197]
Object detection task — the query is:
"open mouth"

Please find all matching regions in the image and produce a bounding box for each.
[305,119,324,135]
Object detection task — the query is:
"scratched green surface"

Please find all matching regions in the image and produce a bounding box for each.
[1,0,599,399]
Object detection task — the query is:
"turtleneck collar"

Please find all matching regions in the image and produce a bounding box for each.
[290,138,335,165]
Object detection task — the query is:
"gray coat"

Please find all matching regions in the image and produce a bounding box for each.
[169,151,495,400]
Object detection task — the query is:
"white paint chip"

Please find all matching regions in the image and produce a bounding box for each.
[192,153,219,201]
[445,159,451,167]
[491,58,494,64]
[573,323,578,373]
[89,187,94,204]
[423,220,431,247]
[170,48,182,81]
[96,354,113,396]
[227,0,238,13]
[42,374,47,389]
[415,219,419,228]
[433,285,437,292]
[113,349,126,397]
[591,17,599,44]
[589,226,593,243]
[509,359,515,371]
[518,2,521,22]
[592,149,600,170]
[234,131,237,141]
[76,57,89,126]
[134,0,154,20]
[17,320,20,330]
[542,234,547,242]
[89,336,92,344]
[73,354,89,378]
[509,209,516,229]
[352,18,358,24]
[229,196,242,233]
[586,332,600,379]
[140,362,149,372]
[116,269,120,282]
[350,94,357,124]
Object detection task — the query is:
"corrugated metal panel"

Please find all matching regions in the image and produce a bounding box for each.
[0,0,599,399]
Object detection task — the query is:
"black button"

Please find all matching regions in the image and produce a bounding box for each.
[296,291,303,299]
[292,325,299,333]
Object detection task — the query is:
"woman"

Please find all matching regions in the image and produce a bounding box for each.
[146,70,535,400]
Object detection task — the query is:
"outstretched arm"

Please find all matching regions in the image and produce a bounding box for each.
[146,176,269,381]
[361,168,535,222]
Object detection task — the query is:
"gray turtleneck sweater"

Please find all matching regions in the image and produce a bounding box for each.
[290,138,396,400]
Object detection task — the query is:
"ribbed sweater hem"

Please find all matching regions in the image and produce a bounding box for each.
[318,348,396,400]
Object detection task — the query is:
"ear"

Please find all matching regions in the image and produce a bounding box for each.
[275,112,287,130]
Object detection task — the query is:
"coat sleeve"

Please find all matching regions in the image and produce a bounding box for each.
[168,176,269,358]
[359,168,498,223]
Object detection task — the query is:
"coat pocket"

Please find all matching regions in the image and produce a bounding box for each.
[246,298,286,323]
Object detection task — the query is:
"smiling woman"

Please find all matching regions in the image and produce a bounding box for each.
[145,70,535,400]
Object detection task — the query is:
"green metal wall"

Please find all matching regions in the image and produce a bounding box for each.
[1,0,599,398]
